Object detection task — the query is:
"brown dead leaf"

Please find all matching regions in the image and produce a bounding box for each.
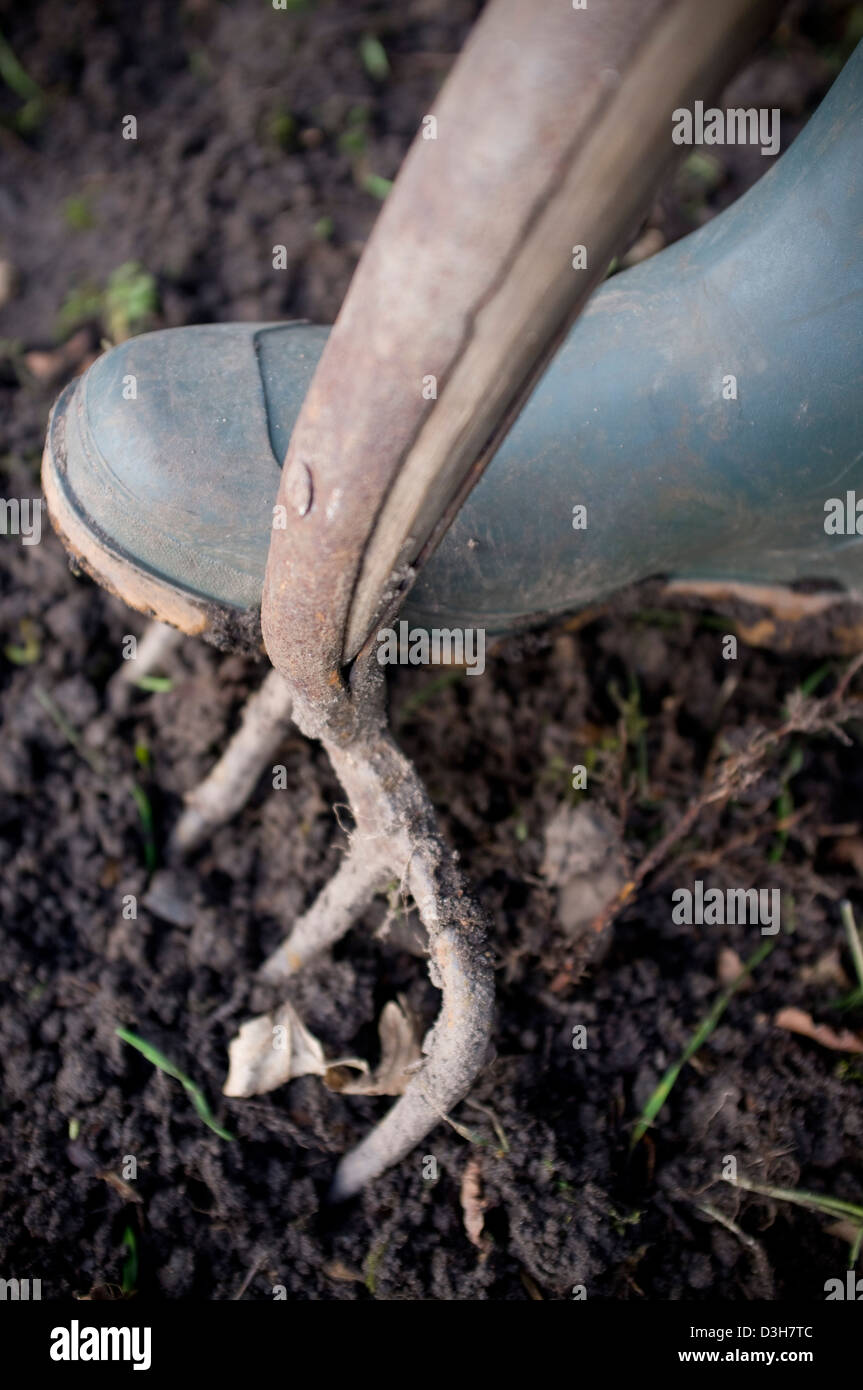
[324,998,422,1096]
[519,1269,544,1300]
[831,836,863,877]
[24,329,95,384]
[774,1006,863,1054]
[717,948,751,988]
[323,1260,364,1284]
[224,1001,366,1098]
[100,1170,143,1205]
[799,948,850,991]
[826,1219,863,1246]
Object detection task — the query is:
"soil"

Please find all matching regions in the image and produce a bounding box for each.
[2,0,862,1302]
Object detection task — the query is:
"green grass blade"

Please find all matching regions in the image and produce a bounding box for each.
[0,29,44,102]
[116,1027,234,1141]
[129,782,157,873]
[359,34,389,81]
[134,675,173,693]
[121,1226,138,1295]
[631,937,775,1148]
[34,685,103,772]
[397,667,465,719]
[727,1175,863,1263]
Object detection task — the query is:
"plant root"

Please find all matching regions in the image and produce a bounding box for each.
[171,669,294,855]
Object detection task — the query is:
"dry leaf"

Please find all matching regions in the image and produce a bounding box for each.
[519,1269,544,1300]
[224,1001,366,1098]
[323,1261,364,1284]
[541,804,626,937]
[460,1155,489,1253]
[774,1007,863,1054]
[799,948,850,991]
[100,1171,143,1205]
[325,998,423,1096]
[826,1219,863,1246]
[831,836,863,877]
[24,329,94,384]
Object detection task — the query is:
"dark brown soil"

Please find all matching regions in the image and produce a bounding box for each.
[1,0,862,1301]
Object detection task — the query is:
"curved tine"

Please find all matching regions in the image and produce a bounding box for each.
[329,847,494,1202]
[258,847,391,984]
[171,670,294,856]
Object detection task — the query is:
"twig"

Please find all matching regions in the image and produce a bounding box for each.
[233,1253,264,1301]
[696,1202,760,1251]
[840,899,863,993]
[552,653,863,991]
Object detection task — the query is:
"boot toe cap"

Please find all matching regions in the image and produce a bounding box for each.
[45,322,322,616]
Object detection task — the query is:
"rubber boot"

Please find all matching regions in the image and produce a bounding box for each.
[43,41,863,649]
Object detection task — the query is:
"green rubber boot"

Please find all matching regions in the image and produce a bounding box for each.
[43,43,863,650]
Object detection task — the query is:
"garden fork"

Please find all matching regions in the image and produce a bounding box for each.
[256,0,784,1197]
